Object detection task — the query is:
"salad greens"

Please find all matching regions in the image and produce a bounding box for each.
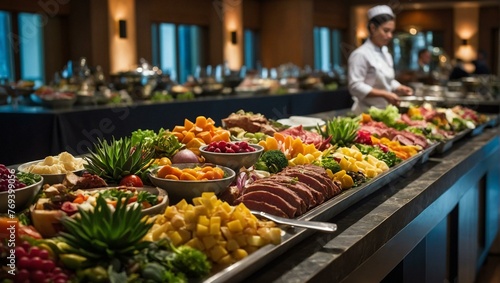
[368,105,408,130]
[356,144,401,168]
[131,128,182,158]
[16,171,42,186]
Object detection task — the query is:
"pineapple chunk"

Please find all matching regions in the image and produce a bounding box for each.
[164,206,178,219]
[210,216,221,236]
[170,214,185,229]
[217,254,235,265]
[196,224,209,237]
[227,219,244,233]
[177,229,192,244]
[269,227,282,245]
[194,205,208,217]
[167,231,183,246]
[234,234,248,247]
[210,245,228,262]
[220,226,233,240]
[202,236,217,249]
[232,249,248,260]
[184,209,197,224]
[185,237,204,251]
[226,239,240,251]
[247,235,267,247]
[151,223,169,241]
[175,199,188,210]
[198,215,210,226]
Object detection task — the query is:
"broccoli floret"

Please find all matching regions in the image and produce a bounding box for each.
[318,156,341,173]
[169,244,211,278]
[254,150,288,173]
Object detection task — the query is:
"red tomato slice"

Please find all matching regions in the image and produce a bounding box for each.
[119,175,144,187]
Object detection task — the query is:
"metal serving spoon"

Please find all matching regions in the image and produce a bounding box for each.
[250,210,337,233]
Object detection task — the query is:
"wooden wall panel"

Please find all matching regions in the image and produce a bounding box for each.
[44,16,69,84]
[0,0,69,15]
[478,6,499,75]
[68,0,92,63]
[136,0,152,63]
[261,0,314,68]
[147,0,212,25]
[313,0,348,29]
[243,0,261,30]
[90,0,109,76]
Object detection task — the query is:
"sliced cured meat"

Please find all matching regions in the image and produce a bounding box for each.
[259,178,321,208]
[281,170,329,198]
[282,166,338,198]
[279,125,327,150]
[244,182,306,215]
[236,199,288,218]
[235,190,297,218]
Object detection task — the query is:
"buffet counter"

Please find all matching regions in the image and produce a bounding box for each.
[241,125,500,283]
[0,89,353,165]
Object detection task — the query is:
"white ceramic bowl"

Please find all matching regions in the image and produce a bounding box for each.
[148,163,236,202]
[30,185,168,238]
[84,186,169,216]
[0,176,43,213]
[199,144,264,172]
[18,158,86,185]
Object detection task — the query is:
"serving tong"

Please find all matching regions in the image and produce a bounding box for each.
[250,210,337,233]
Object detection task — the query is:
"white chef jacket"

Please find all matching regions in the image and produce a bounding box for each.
[347,38,401,114]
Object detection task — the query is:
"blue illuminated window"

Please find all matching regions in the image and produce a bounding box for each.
[18,13,44,86]
[152,23,206,83]
[0,11,13,82]
[313,27,343,72]
[244,29,260,70]
[0,11,44,86]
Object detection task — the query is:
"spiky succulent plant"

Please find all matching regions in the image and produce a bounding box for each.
[317,116,360,147]
[58,193,153,260]
[84,136,154,183]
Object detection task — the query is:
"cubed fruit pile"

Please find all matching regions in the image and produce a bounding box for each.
[144,192,282,265]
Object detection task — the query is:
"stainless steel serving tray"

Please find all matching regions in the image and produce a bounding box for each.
[486,114,499,128]
[203,144,436,283]
[470,123,488,137]
[434,128,471,154]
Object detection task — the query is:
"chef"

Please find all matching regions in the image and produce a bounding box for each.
[347,5,413,115]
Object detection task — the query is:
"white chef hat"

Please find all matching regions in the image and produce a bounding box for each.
[367,5,395,20]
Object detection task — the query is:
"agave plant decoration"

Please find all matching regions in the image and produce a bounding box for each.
[58,192,153,260]
[317,116,361,147]
[84,136,155,183]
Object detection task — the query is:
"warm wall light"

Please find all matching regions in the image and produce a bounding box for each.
[461,39,469,46]
[119,19,127,38]
[230,30,237,45]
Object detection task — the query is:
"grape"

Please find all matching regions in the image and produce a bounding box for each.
[16,269,30,282]
[14,242,70,282]
[21,241,31,251]
[29,246,41,257]
[41,259,55,272]
[18,256,31,269]
[38,248,50,259]
[15,246,27,258]
[30,256,43,270]
[52,273,69,281]
[30,269,46,282]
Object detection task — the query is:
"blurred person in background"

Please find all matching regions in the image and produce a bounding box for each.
[472,50,491,75]
[347,5,413,115]
[449,58,470,81]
